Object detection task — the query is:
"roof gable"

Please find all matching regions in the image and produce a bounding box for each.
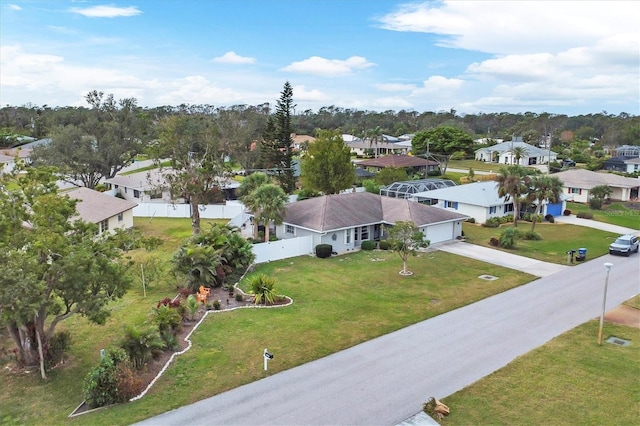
[66,187,137,223]
[358,154,437,168]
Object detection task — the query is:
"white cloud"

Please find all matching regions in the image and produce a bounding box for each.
[70,5,142,18]
[8,4,22,11]
[375,83,416,92]
[412,76,464,94]
[213,51,256,64]
[379,1,639,55]
[281,56,374,76]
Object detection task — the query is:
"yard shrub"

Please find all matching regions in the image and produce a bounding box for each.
[44,330,71,370]
[315,244,333,258]
[544,214,555,223]
[235,293,243,302]
[466,217,475,224]
[120,325,165,370]
[153,304,182,347]
[378,240,391,250]
[361,240,377,251]
[489,237,500,247]
[83,348,132,408]
[213,300,221,310]
[500,214,514,224]
[483,218,501,228]
[522,230,542,240]
[563,209,571,216]
[577,211,594,219]
[589,198,603,210]
[499,227,521,249]
[247,274,278,305]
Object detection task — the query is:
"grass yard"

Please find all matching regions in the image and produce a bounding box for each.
[439,319,640,425]
[567,201,640,230]
[0,232,534,425]
[462,222,618,264]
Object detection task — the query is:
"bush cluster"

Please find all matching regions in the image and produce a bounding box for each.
[378,240,391,250]
[563,209,572,216]
[361,241,377,250]
[83,348,141,408]
[577,211,594,219]
[544,214,555,223]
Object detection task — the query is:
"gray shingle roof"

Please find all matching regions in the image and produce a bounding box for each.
[66,187,137,223]
[284,192,468,232]
[553,168,640,189]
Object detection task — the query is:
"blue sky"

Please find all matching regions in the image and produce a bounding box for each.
[1,0,638,115]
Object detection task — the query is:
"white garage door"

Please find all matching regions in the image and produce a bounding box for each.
[423,222,454,244]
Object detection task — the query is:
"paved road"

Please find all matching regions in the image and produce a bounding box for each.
[135,253,639,426]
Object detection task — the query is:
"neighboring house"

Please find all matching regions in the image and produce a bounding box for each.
[0,147,31,174]
[66,187,137,235]
[291,133,315,151]
[603,156,629,173]
[475,138,558,165]
[615,145,640,158]
[346,140,410,157]
[623,157,640,174]
[357,154,439,175]
[276,191,469,252]
[409,181,567,223]
[105,169,173,203]
[553,168,640,202]
[380,178,457,199]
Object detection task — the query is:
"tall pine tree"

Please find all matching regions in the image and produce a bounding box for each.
[261,82,296,194]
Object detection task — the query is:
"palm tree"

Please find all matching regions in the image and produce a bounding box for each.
[496,165,532,227]
[367,126,382,159]
[527,175,563,232]
[251,183,288,241]
[247,274,278,305]
[511,146,529,165]
[239,172,272,239]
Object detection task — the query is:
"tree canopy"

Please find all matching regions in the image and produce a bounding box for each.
[412,126,475,156]
[0,164,132,378]
[386,221,429,276]
[30,91,149,189]
[301,129,355,194]
[496,165,537,227]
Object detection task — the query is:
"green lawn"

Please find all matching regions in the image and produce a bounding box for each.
[439,320,640,425]
[0,227,534,425]
[462,222,618,264]
[567,201,640,230]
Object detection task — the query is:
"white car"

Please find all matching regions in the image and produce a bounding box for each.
[609,234,639,257]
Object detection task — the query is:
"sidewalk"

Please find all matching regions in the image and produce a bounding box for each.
[554,214,639,235]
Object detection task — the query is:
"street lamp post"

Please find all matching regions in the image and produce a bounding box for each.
[598,262,614,345]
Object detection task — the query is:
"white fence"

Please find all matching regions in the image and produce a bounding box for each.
[252,236,314,264]
[133,202,244,219]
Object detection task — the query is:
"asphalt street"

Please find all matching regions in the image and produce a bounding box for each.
[135,251,639,426]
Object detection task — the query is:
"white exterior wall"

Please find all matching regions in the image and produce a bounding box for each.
[420,221,462,244]
[104,209,135,234]
[564,187,589,203]
[252,236,314,264]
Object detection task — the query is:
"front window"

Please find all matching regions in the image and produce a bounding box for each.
[570,188,581,194]
[100,219,109,233]
[489,206,497,214]
[345,228,351,244]
[133,190,141,198]
[285,224,294,234]
[360,226,369,240]
[117,212,124,222]
[504,203,514,213]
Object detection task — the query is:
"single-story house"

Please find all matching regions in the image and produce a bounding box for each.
[553,169,640,203]
[357,154,439,175]
[276,191,469,252]
[475,138,558,165]
[622,157,640,174]
[408,181,567,223]
[0,147,32,174]
[347,140,410,157]
[66,187,137,235]
[602,156,629,173]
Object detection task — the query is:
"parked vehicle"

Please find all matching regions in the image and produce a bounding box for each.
[608,234,639,256]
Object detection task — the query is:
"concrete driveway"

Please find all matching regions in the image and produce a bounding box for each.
[135,251,639,426]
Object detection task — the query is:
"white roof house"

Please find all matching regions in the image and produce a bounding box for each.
[553,169,640,203]
[475,138,558,166]
[409,180,567,223]
[66,187,137,235]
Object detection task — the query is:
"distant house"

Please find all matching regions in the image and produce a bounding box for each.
[0,148,31,174]
[66,187,137,235]
[553,169,640,202]
[622,157,640,174]
[291,134,315,151]
[276,191,469,252]
[409,181,567,223]
[475,138,557,165]
[104,169,172,203]
[603,156,629,173]
[357,154,439,175]
[346,139,409,157]
[615,145,640,158]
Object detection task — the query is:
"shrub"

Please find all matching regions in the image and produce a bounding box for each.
[153,304,182,345]
[44,331,71,370]
[500,214,514,224]
[544,214,555,223]
[247,274,278,305]
[577,211,594,219]
[185,294,199,321]
[235,293,243,302]
[378,240,391,250]
[466,217,476,224]
[489,237,500,246]
[315,244,333,258]
[120,325,165,370]
[213,300,221,310]
[115,363,144,401]
[522,231,542,240]
[499,227,521,249]
[83,348,131,408]
[361,240,377,250]
[563,209,571,216]
[588,198,603,210]
[483,217,501,228]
